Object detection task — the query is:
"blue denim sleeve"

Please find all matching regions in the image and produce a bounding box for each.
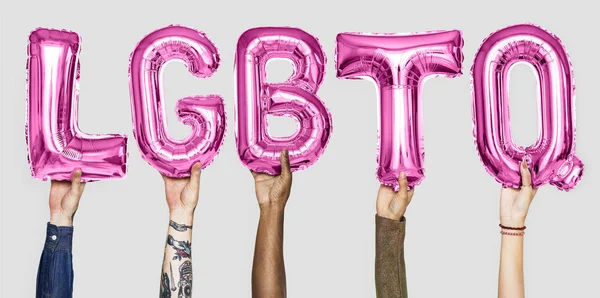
[36,223,74,298]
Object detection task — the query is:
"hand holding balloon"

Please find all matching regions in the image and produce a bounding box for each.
[377,172,415,221]
[162,163,202,219]
[49,170,86,226]
[500,161,538,227]
[251,149,293,210]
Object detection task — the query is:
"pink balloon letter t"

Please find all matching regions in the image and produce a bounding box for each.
[336,30,463,189]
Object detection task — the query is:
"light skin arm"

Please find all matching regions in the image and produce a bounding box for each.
[159,163,202,298]
[49,170,86,226]
[36,170,85,297]
[498,161,538,298]
[251,149,293,298]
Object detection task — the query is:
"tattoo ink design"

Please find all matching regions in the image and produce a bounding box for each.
[160,272,171,298]
[170,220,193,232]
[169,262,177,291]
[178,260,193,298]
[167,235,192,261]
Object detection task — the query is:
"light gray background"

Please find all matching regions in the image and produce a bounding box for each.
[1,0,599,297]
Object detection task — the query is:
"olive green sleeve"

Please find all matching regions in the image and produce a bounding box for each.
[375,215,408,298]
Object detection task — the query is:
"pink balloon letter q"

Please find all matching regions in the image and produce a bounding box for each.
[471,24,583,190]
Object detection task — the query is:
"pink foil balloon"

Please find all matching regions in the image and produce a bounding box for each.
[27,28,128,182]
[129,25,226,178]
[471,24,583,191]
[235,27,332,174]
[336,30,464,190]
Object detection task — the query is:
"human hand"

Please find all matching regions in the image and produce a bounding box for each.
[49,170,86,226]
[162,163,202,219]
[376,172,414,221]
[251,149,292,209]
[500,160,538,227]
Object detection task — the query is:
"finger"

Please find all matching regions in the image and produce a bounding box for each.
[189,162,202,190]
[280,149,291,178]
[71,170,84,194]
[397,172,409,197]
[407,189,415,204]
[250,170,259,179]
[520,160,533,188]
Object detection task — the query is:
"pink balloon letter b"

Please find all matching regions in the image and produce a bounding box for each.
[27,28,128,182]
[235,27,332,174]
[336,30,463,189]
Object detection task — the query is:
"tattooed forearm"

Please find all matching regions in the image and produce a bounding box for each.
[167,235,192,261]
[160,272,171,298]
[169,262,177,291]
[169,220,193,232]
[178,260,193,298]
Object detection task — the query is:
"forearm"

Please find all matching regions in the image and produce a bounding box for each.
[498,235,525,298]
[36,223,74,298]
[252,204,286,298]
[375,215,408,298]
[160,212,194,298]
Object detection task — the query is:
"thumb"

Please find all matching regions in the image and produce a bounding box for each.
[397,172,409,197]
[189,162,202,191]
[520,160,532,188]
[280,149,291,178]
[70,169,84,195]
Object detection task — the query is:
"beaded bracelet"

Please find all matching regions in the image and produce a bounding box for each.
[500,230,525,236]
[499,224,526,231]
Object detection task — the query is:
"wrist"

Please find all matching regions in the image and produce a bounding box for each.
[169,210,194,225]
[500,217,525,227]
[259,201,285,215]
[50,213,73,227]
[377,212,402,221]
[377,205,406,220]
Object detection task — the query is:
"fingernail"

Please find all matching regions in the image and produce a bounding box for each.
[400,172,406,179]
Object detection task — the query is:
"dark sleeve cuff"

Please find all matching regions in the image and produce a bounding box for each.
[44,223,73,251]
[376,215,406,233]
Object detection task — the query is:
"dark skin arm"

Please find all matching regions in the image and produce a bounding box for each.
[251,149,292,298]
